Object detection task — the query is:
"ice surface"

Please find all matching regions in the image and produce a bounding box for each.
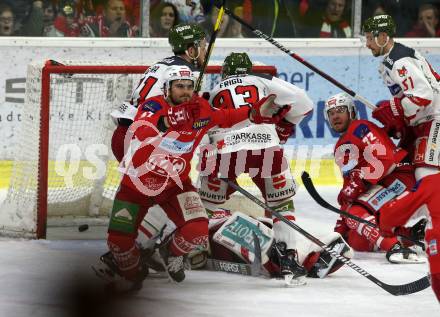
[0,187,437,317]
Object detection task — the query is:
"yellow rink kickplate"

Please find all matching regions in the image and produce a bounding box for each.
[0,159,342,190]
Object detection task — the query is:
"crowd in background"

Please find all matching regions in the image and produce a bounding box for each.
[0,0,440,38]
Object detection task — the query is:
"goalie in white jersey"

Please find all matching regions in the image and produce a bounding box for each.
[199,52,314,280]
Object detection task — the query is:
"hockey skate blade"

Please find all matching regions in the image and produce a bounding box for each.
[388,253,427,264]
[283,274,307,287]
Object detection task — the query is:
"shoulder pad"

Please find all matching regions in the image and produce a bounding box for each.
[158,56,198,71]
[141,99,162,113]
[250,72,273,80]
[383,43,416,70]
[352,122,371,139]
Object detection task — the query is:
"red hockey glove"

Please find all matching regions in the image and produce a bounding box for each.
[372,98,406,139]
[167,100,200,130]
[276,119,296,144]
[249,94,290,124]
[339,169,367,204]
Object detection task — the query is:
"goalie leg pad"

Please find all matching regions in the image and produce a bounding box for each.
[213,212,274,264]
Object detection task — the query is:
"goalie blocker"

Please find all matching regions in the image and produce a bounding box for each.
[188,211,354,279]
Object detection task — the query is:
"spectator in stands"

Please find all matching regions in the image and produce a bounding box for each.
[406,3,440,37]
[150,2,179,37]
[47,1,81,36]
[20,0,59,36]
[299,0,351,37]
[94,0,140,28]
[319,0,352,37]
[81,0,138,37]
[227,5,244,38]
[0,4,15,36]
[204,5,244,38]
[1,0,32,32]
[165,0,205,24]
[362,0,420,37]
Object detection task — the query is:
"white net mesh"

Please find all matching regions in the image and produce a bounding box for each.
[0,61,275,238]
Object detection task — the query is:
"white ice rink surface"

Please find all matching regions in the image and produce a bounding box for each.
[0,187,438,317]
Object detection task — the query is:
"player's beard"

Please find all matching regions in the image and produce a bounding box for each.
[331,119,350,133]
[170,93,191,105]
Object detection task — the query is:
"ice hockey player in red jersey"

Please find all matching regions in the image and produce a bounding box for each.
[377,172,440,301]
[325,92,425,264]
[110,22,206,162]
[198,52,314,282]
[98,65,289,291]
[363,15,440,180]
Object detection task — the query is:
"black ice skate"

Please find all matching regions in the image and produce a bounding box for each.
[158,244,186,283]
[272,242,307,286]
[92,251,149,292]
[140,247,166,273]
[386,243,426,264]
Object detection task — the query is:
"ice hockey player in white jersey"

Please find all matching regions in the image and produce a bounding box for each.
[110,22,206,161]
[363,14,440,181]
[198,52,314,282]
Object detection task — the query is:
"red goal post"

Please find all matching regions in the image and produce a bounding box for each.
[1,60,277,239]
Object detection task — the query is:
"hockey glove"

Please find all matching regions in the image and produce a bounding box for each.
[249,94,290,124]
[372,98,406,139]
[276,119,296,144]
[166,101,200,130]
[338,169,367,204]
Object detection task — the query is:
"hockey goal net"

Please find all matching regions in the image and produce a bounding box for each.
[0,60,277,239]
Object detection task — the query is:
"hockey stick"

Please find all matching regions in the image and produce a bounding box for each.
[194,0,226,93]
[219,178,430,296]
[300,171,425,249]
[222,7,375,109]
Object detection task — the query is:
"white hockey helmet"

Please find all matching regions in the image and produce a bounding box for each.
[324,92,356,121]
[163,65,196,96]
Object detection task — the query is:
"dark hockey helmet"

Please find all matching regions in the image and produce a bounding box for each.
[362,14,396,37]
[168,23,206,54]
[221,52,253,79]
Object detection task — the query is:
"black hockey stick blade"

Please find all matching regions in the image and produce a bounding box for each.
[251,231,262,277]
[220,178,431,295]
[300,171,425,249]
